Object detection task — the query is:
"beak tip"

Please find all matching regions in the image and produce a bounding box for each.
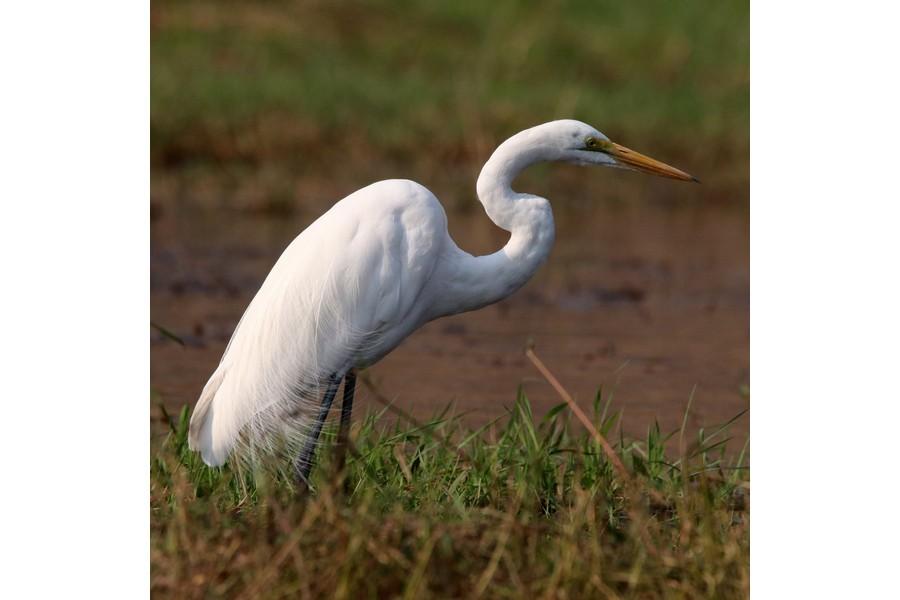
[689,175,701,184]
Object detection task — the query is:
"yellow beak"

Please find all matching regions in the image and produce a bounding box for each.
[607,142,698,182]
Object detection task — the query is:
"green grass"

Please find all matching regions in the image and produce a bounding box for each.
[151,390,748,598]
[151,1,748,210]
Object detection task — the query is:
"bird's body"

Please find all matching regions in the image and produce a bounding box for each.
[189,120,695,472]
[190,179,447,466]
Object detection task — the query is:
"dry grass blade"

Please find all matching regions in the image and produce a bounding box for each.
[472,497,521,598]
[525,346,670,560]
[525,347,628,481]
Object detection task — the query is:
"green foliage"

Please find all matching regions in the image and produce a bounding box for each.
[151,392,749,598]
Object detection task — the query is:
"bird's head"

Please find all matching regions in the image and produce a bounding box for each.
[530,119,698,182]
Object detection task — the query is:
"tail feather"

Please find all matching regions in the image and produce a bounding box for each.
[188,367,228,466]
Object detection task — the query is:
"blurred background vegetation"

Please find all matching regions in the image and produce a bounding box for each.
[151,0,748,214]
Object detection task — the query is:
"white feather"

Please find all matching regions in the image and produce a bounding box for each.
[188,179,447,465]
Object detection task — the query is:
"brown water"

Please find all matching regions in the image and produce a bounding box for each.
[151,198,748,446]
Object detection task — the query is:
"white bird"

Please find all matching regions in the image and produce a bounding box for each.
[188,119,696,481]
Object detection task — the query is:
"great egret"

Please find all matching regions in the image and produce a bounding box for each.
[188,119,696,481]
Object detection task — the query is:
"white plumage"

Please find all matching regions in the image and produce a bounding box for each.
[188,119,695,470]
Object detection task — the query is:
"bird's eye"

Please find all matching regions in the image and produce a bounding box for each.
[584,137,611,152]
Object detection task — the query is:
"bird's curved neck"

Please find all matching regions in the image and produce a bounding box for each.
[434,136,556,317]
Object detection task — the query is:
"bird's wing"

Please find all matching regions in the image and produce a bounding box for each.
[189,180,447,466]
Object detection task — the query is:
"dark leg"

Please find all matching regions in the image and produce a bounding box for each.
[294,375,341,485]
[335,369,357,474]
